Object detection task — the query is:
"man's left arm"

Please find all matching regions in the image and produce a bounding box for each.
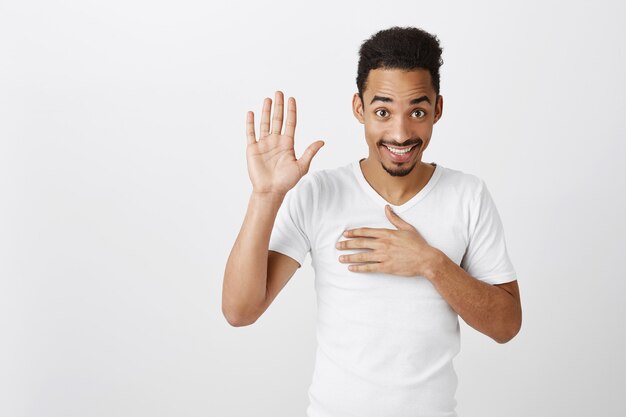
[425,251,521,344]
[338,202,522,344]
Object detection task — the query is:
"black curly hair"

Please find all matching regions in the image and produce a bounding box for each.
[356,26,444,104]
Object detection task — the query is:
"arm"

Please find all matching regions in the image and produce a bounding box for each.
[338,204,521,343]
[222,191,285,326]
[426,250,522,343]
[222,90,324,327]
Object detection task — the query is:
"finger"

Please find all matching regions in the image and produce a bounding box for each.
[385,204,416,231]
[246,111,256,145]
[343,227,390,239]
[296,140,325,175]
[348,262,380,273]
[283,97,297,138]
[271,90,284,135]
[260,97,271,138]
[336,237,383,250]
[339,251,384,263]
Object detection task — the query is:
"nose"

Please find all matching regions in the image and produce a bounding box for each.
[389,116,413,145]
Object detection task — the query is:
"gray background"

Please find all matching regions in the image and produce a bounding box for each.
[2,0,625,416]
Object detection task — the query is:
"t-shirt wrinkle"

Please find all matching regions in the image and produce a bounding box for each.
[267,159,517,417]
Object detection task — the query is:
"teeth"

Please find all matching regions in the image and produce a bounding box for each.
[385,145,413,155]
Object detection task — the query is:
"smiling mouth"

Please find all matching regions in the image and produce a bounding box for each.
[382,144,417,154]
[379,140,422,162]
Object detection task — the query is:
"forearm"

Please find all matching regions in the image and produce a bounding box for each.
[222,191,285,325]
[425,249,522,343]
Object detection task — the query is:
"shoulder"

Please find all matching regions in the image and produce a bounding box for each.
[306,162,355,197]
[283,164,352,226]
[287,163,351,204]
[434,164,485,203]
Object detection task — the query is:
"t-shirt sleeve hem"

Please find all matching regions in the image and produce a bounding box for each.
[475,272,517,285]
[268,244,306,268]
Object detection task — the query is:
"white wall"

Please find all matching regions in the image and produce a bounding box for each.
[2,0,625,416]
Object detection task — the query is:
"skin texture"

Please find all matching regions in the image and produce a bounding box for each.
[222,91,324,326]
[344,68,522,343]
[246,92,325,195]
[352,68,443,205]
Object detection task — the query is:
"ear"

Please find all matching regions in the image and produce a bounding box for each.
[352,92,364,124]
[433,94,444,124]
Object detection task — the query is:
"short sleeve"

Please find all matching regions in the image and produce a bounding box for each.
[460,179,517,285]
[268,173,317,268]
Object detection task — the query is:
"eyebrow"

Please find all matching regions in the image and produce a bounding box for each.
[369,95,432,106]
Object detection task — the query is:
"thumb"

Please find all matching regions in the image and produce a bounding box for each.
[385,204,415,231]
[297,140,325,175]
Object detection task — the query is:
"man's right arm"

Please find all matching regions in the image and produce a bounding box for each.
[222,191,300,327]
[222,90,323,326]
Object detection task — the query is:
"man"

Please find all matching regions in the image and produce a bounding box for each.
[223,26,522,417]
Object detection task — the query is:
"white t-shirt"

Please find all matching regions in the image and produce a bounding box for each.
[268,159,517,417]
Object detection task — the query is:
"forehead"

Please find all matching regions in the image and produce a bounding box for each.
[364,68,434,104]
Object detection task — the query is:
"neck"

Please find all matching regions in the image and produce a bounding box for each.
[359,157,435,206]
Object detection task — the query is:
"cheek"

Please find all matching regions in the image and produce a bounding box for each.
[418,137,432,153]
[363,124,384,142]
[418,123,434,138]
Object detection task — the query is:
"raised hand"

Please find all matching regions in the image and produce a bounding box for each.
[246,90,324,195]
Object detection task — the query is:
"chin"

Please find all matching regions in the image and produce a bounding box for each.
[372,139,424,175]
[376,147,421,177]
[381,160,419,177]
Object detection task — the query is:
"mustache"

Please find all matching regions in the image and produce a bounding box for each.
[377,138,423,147]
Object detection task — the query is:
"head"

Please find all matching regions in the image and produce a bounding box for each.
[352,26,444,177]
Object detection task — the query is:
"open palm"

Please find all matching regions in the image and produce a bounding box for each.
[246,91,324,195]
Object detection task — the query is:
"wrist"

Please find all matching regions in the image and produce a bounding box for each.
[249,190,286,212]
[423,247,448,283]
[251,189,286,200]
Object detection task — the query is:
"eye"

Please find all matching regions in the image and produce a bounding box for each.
[375,109,389,117]
[412,109,426,118]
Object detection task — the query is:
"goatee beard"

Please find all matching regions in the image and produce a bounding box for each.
[381,160,419,177]
[378,138,423,177]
